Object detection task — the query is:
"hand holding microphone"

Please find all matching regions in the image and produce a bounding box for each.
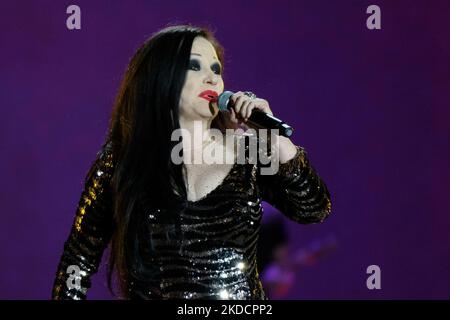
[217,91,294,137]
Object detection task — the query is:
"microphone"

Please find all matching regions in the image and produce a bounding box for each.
[217,91,294,137]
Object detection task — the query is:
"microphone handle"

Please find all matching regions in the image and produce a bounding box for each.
[245,109,294,138]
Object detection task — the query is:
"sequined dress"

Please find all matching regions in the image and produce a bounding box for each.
[52,137,332,300]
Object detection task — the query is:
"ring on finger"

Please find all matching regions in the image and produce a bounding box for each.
[243,91,257,100]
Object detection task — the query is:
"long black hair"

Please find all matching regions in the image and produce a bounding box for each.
[105,25,231,298]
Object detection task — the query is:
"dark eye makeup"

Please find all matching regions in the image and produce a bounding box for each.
[188,58,222,75]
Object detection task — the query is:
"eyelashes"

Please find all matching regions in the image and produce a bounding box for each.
[211,63,222,75]
[188,59,201,71]
[188,59,222,75]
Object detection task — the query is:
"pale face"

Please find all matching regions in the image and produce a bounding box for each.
[178,36,224,121]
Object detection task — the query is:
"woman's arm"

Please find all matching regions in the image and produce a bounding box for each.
[257,137,332,224]
[52,141,115,300]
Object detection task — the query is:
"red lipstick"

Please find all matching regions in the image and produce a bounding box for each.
[198,90,219,102]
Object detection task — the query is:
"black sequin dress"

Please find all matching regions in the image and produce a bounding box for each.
[52,136,332,300]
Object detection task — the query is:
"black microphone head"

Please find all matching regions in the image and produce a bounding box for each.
[217,91,234,111]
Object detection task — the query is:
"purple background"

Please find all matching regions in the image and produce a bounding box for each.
[1,0,449,299]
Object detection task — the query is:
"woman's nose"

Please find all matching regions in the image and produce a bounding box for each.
[204,73,218,86]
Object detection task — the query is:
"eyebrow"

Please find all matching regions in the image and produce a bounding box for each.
[191,53,219,61]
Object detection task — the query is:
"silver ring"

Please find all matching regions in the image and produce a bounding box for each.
[243,91,257,99]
